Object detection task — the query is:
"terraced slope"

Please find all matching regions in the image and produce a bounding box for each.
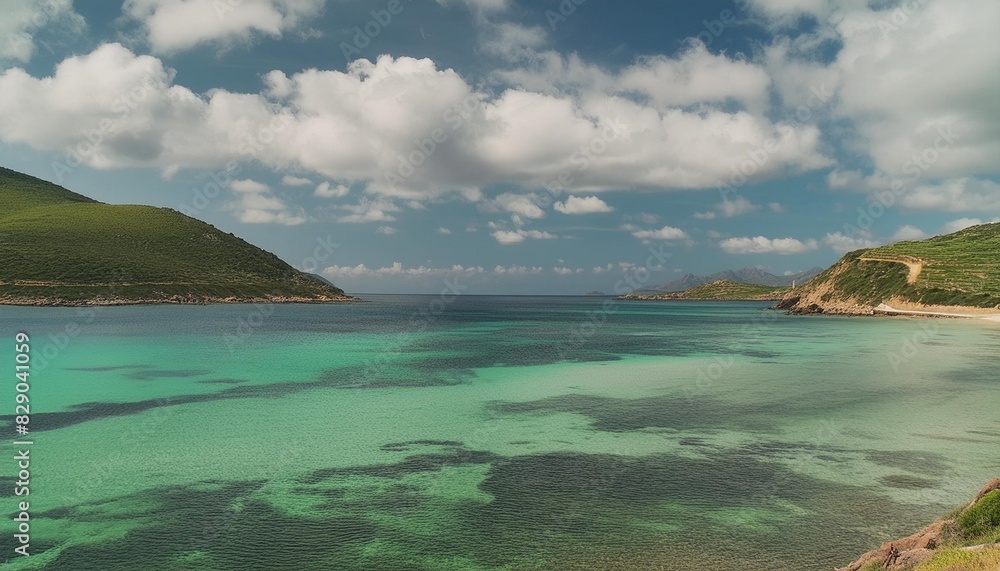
[778,223,1000,315]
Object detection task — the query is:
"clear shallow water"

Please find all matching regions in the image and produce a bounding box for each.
[1,296,998,570]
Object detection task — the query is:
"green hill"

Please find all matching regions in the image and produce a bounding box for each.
[0,167,356,305]
[778,223,1000,315]
[619,280,789,301]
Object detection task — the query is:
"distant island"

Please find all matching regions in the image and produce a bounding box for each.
[618,280,789,301]
[777,223,1000,318]
[643,266,823,293]
[0,167,358,306]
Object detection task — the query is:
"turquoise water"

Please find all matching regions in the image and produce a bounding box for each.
[1,296,998,570]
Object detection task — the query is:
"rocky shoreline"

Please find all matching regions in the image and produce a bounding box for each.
[837,479,1000,571]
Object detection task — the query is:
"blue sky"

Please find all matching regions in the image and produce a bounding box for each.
[1,0,998,294]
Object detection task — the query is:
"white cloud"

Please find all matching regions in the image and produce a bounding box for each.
[314,182,350,198]
[323,262,486,279]
[768,202,785,213]
[593,264,614,274]
[630,226,689,241]
[376,226,398,235]
[636,213,659,224]
[0,46,831,198]
[0,0,86,63]
[281,174,312,186]
[900,178,1000,213]
[553,195,614,215]
[693,211,716,220]
[337,198,400,223]
[822,232,881,254]
[618,44,772,114]
[122,0,325,54]
[765,0,1000,180]
[720,236,819,255]
[494,264,543,275]
[716,196,759,218]
[484,192,546,219]
[491,229,557,245]
[226,178,304,225]
[230,179,270,193]
[891,225,928,242]
[553,267,580,276]
[437,227,452,235]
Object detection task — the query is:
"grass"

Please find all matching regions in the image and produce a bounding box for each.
[912,546,1000,571]
[0,167,349,303]
[958,492,1000,541]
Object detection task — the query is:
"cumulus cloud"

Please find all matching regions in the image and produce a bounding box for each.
[630,226,689,241]
[0,0,86,63]
[336,197,400,223]
[491,229,558,245]
[553,195,614,215]
[281,175,312,186]
[716,196,760,218]
[230,178,270,193]
[314,182,350,198]
[483,193,546,219]
[376,226,398,235]
[493,265,542,275]
[437,227,452,235]
[900,178,1000,213]
[720,236,819,255]
[226,179,305,225]
[765,0,1000,180]
[0,45,831,199]
[121,0,326,54]
[891,225,928,242]
[822,232,881,254]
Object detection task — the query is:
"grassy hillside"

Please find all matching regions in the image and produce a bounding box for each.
[621,280,790,301]
[779,223,1000,314]
[0,167,354,304]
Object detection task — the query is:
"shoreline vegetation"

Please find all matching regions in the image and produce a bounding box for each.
[839,479,1000,571]
[617,280,789,301]
[0,167,359,306]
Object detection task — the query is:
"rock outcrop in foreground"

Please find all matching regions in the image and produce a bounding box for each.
[837,478,1000,571]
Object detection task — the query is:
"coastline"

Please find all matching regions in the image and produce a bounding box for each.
[0,294,363,307]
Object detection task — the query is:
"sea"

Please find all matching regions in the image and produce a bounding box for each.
[1,296,998,570]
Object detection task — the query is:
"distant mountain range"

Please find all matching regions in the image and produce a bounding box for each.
[649,267,824,293]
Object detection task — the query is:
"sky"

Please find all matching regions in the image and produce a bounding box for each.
[1,0,998,294]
